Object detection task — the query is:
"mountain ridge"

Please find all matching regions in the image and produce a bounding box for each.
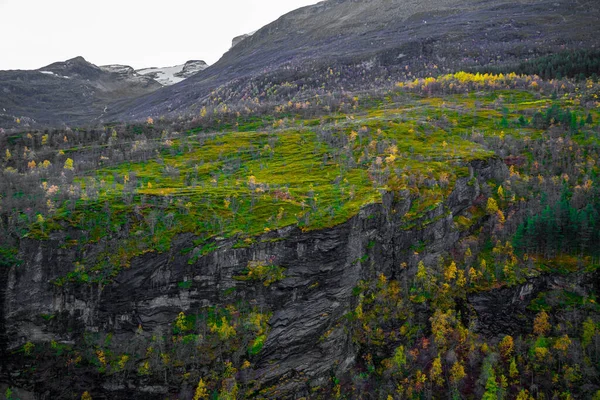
[0,57,209,129]
[112,0,600,122]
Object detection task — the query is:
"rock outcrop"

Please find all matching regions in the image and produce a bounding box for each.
[0,157,535,398]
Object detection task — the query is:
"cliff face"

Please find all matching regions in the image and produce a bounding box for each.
[2,158,516,397]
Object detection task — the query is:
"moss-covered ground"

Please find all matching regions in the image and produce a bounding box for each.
[21,74,600,285]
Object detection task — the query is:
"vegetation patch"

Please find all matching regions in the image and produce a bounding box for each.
[233,260,286,287]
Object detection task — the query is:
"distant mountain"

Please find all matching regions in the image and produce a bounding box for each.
[3,0,600,128]
[0,57,162,128]
[0,57,211,129]
[114,0,600,121]
[136,60,209,86]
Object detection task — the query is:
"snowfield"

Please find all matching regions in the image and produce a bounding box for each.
[136,65,187,86]
[39,70,71,79]
[136,61,208,86]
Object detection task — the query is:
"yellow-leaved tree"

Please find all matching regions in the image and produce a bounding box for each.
[533,311,551,336]
[64,158,74,171]
[486,197,499,214]
[193,378,209,400]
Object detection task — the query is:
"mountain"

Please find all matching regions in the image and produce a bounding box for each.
[115,0,600,121]
[0,57,162,129]
[3,72,600,397]
[136,60,209,86]
[3,1,600,398]
[0,58,209,129]
[4,0,598,128]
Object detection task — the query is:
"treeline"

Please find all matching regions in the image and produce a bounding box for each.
[475,50,600,80]
[514,190,600,258]
[530,104,593,131]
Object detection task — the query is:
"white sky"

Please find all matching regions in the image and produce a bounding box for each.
[0,0,321,70]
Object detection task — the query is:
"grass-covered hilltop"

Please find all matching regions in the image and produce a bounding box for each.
[1,67,600,399]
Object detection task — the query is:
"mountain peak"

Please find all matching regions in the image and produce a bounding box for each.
[40,56,102,80]
[65,56,89,64]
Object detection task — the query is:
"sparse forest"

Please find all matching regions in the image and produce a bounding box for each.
[1,67,600,399]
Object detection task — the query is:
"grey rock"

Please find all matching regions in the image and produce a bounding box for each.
[0,158,516,397]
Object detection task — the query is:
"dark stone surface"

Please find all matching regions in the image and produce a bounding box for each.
[0,158,519,398]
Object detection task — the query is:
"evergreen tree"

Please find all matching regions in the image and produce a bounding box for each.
[482,369,498,400]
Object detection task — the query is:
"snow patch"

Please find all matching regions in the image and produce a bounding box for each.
[39,70,71,79]
[136,61,208,86]
[137,65,187,86]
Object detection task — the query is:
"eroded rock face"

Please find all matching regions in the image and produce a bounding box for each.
[2,158,511,397]
[231,33,252,48]
[469,272,600,337]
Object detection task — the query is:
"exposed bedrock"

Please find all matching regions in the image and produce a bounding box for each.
[3,157,519,397]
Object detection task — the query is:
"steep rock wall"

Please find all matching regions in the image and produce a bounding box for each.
[2,157,508,397]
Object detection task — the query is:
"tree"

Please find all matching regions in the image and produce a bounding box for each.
[430,310,452,351]
[175,311,190,333]
[456,269,466,287]
[444,261,457,282]
[497,185,505,199]
[393,345,407,371]
[499,335,514,360]
[429,356,444,386]
[553,334,572,354]
[582,318,596,348]
[533,311,551,336]
[468,267,478,284]
[415,260,428,288]
[64,158,74,171]
[516,389,534,400]
[509,358,519,380]
[486,198,499,214]
[450,361,466,384]
[482,369,498,400]
[193,378,209,400]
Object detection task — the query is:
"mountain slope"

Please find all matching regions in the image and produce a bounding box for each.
[116,0,600,121]
[2,73,600,398]
[0,57,162,128]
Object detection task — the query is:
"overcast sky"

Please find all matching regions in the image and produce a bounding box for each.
[0,0,321,71]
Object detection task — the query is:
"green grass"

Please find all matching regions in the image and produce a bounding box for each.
[34,88,577,284]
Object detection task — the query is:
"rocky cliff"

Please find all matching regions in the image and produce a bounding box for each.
[0,157,519,398]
